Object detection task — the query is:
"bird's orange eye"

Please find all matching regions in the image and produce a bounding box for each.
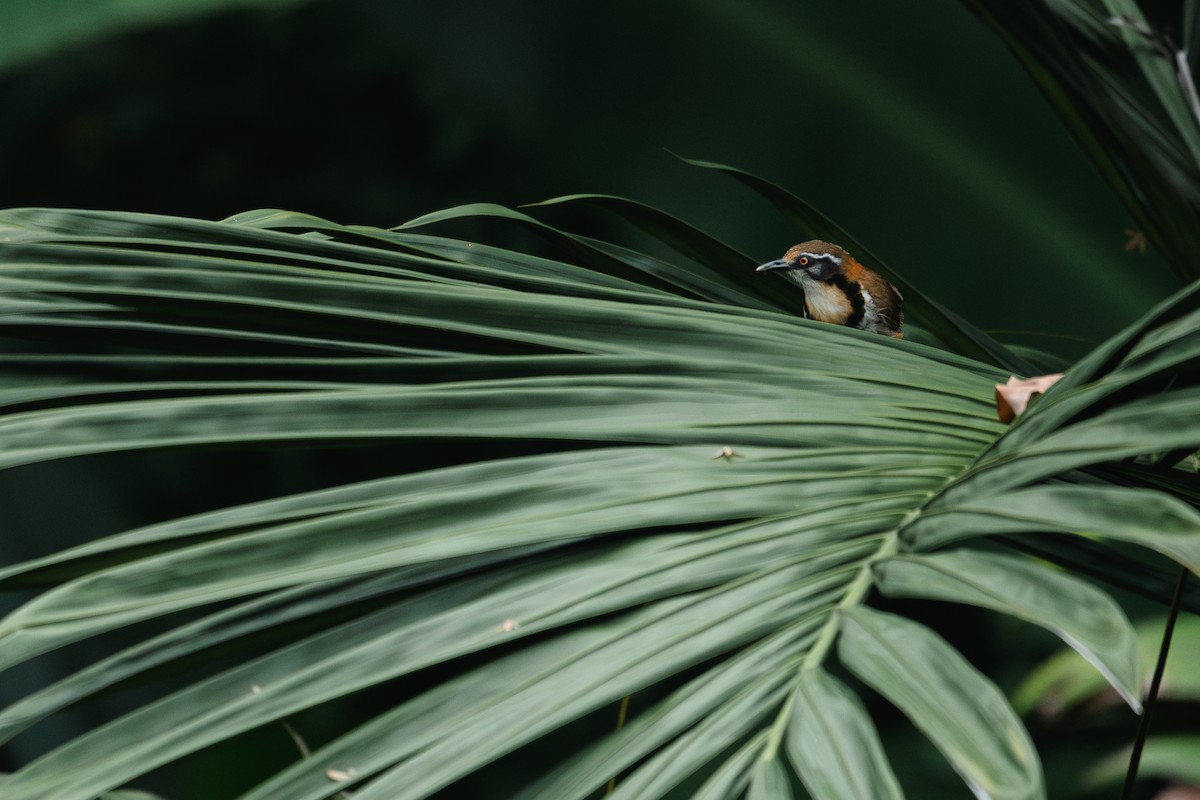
[798,256,809,266]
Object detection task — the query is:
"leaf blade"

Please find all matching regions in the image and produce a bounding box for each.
[839,607,1044,800]
[787,668,904,800]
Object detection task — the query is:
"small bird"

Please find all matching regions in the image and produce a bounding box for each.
[757,240,903,338]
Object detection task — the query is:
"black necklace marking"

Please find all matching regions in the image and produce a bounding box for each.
[826,273,865,329]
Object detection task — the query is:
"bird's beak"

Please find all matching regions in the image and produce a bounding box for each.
[756,259,791,272]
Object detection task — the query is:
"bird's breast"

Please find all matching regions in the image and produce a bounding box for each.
[799,280,855,324]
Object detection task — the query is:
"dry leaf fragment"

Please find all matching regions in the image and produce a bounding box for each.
[995,374,1063,423]
[1123,228,1147,253]
[326,767,357,782]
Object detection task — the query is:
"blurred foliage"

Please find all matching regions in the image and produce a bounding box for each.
[1018,615,1200,799]
[1088,735,1200,796]
[0,0,311,76]
[1017,615,1200,717]
[963,0,1200,283]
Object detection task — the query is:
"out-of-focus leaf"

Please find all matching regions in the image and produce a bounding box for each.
[1015,615,1200,717]
[0,0,313,78]
[1085,734,1200,790]
[0,775,163,800]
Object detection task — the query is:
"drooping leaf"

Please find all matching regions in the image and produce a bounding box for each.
[787,668,904,800]
[874,549,1141,710]
[839,607,1044,800]
[674,155,1036,373]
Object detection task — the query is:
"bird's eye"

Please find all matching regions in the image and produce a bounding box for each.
[798,256,809,266]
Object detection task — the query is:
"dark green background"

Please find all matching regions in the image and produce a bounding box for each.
[0,0,1181,354]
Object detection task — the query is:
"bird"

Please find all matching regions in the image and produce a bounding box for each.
[756,240,903,338]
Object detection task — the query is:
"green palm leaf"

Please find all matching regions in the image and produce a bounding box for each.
[0,206,1196,799]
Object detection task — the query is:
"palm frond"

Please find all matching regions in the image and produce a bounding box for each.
[2,205,1197,799]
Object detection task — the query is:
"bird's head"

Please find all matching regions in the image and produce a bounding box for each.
[755,240,851,282]
[755,239,903,338]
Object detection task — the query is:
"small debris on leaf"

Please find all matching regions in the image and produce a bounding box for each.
[713,446,742,461]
